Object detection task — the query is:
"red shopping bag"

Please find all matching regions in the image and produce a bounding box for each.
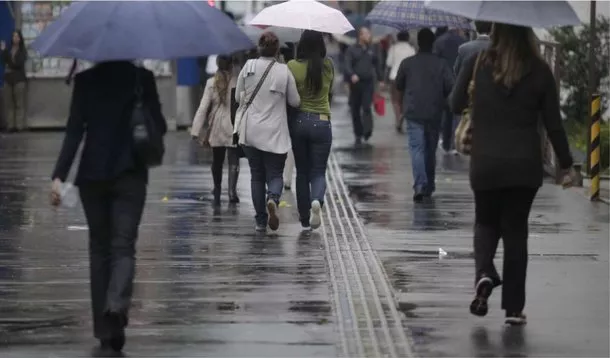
[373,93,386,116]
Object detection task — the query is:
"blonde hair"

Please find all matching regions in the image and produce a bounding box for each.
[213,55,233,105]
[485,23,541,88]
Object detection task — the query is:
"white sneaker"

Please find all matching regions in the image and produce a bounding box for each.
[309,200,322,230]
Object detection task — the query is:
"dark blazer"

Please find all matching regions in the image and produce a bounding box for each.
[52,61,167,185]
[1,47,27,84]
[454,36,490,76]
[451,53,573,191]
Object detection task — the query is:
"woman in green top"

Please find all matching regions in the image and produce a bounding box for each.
[287,30,334,230]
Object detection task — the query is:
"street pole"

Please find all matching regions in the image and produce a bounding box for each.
[586,0,597,176]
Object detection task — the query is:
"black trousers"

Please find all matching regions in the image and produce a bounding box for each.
[211,146,239,189]
[79,174,146,339]
[473,187,538,313]
[349,80,374,139]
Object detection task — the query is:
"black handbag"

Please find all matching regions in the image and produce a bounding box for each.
[230,87,245,158]
[131,69,165,168]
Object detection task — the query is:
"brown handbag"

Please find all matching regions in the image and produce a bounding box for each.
[455,53,483,155]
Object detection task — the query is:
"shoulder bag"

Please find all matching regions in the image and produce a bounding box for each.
[131,68,165,167]
[233,59,276,145]
[455,53,483,156]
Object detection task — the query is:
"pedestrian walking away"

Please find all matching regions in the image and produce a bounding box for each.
[386,30,416,133]
[454,21,492,77]
[450,23,574,326]
[49,61,167,356]
[191,55,241,207]
[0,30,28,133]
[433,27,466,154]
[344,26,383,145]
[235,32,300,233]
[395,28,454,203]
[288,30,334,230]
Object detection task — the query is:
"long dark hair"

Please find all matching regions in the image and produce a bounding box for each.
[485,23,541,88]
[296,30,327,94]
[11,30,27,56]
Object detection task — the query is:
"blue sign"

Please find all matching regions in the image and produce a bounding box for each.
[176,58,200,87]
[0,1,16,88]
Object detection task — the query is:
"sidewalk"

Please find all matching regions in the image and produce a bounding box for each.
[329,95,610,357]
[0,134,337,357]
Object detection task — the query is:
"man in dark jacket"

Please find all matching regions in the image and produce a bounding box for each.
[396,29,454,202]
[50,61,167,356]
[454,21,492,76]
[344,26,383,145]
[433,27,466,154]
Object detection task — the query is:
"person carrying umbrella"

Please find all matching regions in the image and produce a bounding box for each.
[344,26,384,145]
[0,30,27,133]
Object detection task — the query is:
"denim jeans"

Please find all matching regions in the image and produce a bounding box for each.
[289,111,332,225]
[406,120,440,195]
[243,146,287,226]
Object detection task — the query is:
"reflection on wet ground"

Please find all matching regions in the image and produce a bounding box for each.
[330,99,610,357]
[0,134,335,357]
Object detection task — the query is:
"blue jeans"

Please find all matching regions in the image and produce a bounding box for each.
[290,111,332,225]
[406,120,440,195]
[243,146,287,226]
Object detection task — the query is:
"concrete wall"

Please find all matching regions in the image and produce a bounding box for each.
[25,77,177,129]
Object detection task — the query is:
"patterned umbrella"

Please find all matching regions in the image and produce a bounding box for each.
[366,0,471,31]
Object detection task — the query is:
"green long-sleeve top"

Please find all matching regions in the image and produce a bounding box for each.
[287,58,334,116]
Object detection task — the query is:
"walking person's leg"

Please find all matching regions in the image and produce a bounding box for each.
[471,189,503,317]
[244,146,268,231]
[500,187,538,325]
[262,150,287,231]
[0,87,6,132]
[291,118,312,228]
[79,183,114,348]
[105,174,146,352]
[3,83,15,132]
[390,83,403,132]
[283,149,295,190]
[361,81,375,141]
[423,123,441,197]
[308,116,332,230]
[406,120,428,202]
[211,147,226,206]
[13,82,27,131]
[441,107,454,153]
[349,83,364,143]
[227,147,240,203]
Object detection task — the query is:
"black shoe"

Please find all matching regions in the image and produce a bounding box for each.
[92,341,121,357]
[355,137,362,146]
[470,277,494,317]
[413,193,424,203]
[284,185,291,191]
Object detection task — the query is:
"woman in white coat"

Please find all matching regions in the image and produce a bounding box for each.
[235,32,300,232]
[191,55,241,207]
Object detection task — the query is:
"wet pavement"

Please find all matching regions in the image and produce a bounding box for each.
[0,94,608,357]
[0,134,336,357]
[330,95,610,357]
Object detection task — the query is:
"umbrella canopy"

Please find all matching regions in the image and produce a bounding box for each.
[239,25,301,46]
[248,0,354,34]
[425,0,581,28]
[31,1,254,61]
[367,0,472,31]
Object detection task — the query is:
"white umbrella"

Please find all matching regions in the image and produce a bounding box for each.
[248,0,354,34]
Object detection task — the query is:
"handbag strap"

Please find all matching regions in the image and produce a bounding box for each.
[245,59,276,107]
